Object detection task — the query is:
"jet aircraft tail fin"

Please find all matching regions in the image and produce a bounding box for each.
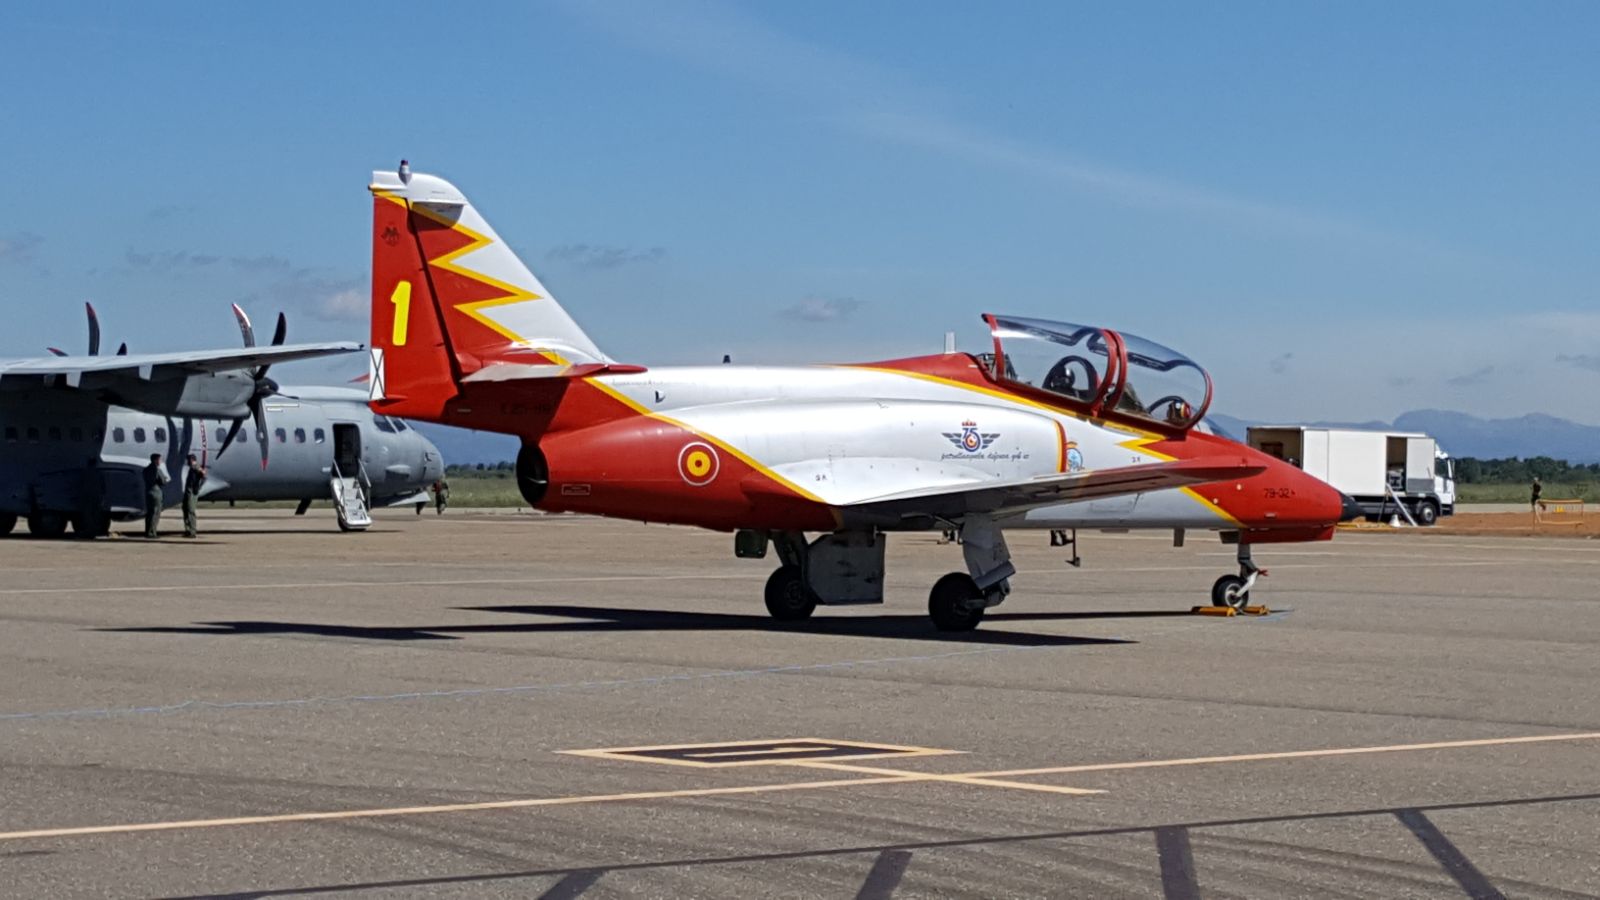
[367,163,611,418]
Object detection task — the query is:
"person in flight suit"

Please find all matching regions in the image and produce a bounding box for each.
[143,453,170,538]
[182,454,206,538]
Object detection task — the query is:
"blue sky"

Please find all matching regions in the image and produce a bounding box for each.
[2,1,1597,424]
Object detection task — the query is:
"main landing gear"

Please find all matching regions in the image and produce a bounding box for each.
[764,565,817,621]
[745,520,1014,632]
[1211,542,1265,611]
[927,514,1012,632]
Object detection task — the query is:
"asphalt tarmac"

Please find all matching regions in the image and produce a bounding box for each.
[1,510,1597,899]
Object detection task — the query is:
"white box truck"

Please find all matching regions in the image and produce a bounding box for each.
[1246,426,1456,526]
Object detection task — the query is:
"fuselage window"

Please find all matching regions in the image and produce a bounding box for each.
[113,427,126,443]
[392,418,408,431]
[133,427,146,443]
[154,427,167,443]
[48,426,63,442]
[216,427,228,444]
[4,426,17,443]
[26,426,40,442]
[69,427,84,442]
[373,414,396,434]
[293,427,306,443]
[274,427,287,444]
[313,428,326,443]
[91,428,103,442]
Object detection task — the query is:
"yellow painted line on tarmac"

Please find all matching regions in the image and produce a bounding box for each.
[963,731,1600,780]
[0,774,920,843]
[4,731,1594,843]
[787,760,1104,796]
[562,737,960,768]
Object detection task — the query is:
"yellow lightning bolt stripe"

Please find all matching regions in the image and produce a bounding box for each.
[1117,433,1243,526]
[584,378,831,508]
[376,190,568,365]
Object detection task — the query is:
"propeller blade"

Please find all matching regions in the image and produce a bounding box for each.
[271,312,287,346]
[216,417,245,459]
[86,302,101,356]
[116,342,127,355]
[253,402,269,470]
[47,347,67,357]
[232,303,256,348]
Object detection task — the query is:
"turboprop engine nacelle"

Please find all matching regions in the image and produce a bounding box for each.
[104,370,257,419]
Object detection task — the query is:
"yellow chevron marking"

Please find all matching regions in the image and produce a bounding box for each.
[584,379,830,507]
[379,190,567,365]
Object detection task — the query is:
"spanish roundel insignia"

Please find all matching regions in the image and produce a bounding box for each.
[678,441,719,486]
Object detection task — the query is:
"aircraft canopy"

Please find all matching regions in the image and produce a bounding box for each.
[981,315,1212,431]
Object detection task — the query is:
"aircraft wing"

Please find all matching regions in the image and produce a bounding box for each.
[838,457,1266,520]
[0,342,362,383]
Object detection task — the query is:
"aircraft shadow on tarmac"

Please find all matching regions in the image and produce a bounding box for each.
[96,604,1179,647]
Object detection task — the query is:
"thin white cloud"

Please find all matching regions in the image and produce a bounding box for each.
[547,244,667,271]
[315,287,367,322]
[564,1,1443,250]
[781,296,862,322]
[0,232,44,265]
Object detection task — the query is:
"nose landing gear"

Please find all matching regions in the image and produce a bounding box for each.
[1211,543,1265,610]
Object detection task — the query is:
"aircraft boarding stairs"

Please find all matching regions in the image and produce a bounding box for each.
[330,461,373,532]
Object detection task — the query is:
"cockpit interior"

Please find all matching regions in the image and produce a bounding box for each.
[976,315,1212,432]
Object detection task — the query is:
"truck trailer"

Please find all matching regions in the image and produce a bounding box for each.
[1246,426,1456,526]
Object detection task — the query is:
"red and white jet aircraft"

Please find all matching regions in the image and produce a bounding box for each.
[366,164,1350,631]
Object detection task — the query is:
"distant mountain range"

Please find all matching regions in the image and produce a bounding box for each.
[1207,410,1600,464]
[413,409,1600,468]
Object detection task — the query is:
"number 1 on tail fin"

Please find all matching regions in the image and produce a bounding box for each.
[390,281,412,347]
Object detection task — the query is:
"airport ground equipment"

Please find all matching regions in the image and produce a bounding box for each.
[1246,426,1456,526]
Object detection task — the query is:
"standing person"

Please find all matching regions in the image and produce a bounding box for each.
[182,454,206,538]
[433,478,449,515]
[142,453,170,538]
[1531,477,1543,516]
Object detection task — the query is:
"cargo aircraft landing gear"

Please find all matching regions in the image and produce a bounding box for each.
[1212,543,1264,610]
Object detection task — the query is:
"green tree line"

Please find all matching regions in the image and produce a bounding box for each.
[446,462,515,475]
[1455,457,1600,483]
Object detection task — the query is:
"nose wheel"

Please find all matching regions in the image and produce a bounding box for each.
[1212,544,1264,610]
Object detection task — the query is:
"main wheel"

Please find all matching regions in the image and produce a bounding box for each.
[764,565,817,621]
[0,513,15,536]
[1413,501,1439,527]
[1211,574,1249,609]
[70,514,97,540]
[27,512,69,539]
[929,572,985,632]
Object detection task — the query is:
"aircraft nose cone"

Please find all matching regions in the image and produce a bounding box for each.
[1339,492,1365,523]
